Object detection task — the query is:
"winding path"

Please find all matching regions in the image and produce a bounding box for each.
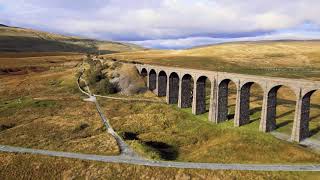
[1,145,320,171]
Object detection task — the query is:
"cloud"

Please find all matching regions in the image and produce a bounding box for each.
[1,0,320,48]
[131,27,320,49]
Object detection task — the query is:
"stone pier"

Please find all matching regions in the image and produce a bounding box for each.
[193,76,207,115]
[260,86,280,132]
[135,63,320,142]
[291,90,315,142]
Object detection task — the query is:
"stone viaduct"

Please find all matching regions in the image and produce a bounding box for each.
[135,64,320,142]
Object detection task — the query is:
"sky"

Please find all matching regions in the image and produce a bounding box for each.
[1,0,320,49]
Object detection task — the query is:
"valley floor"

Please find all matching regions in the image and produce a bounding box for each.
[1,52,320,179]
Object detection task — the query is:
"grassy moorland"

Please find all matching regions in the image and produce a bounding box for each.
[0,53,119,155]
[1,40,320,179]
[102,41,320,141]
[98,93,320,164]
[103,40,320,81]
[2,152,319,179]
[0,25,145,54]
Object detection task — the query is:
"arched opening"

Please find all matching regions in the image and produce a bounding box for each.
[149,69,156,91]
[237,82,264,126]
[217,79,237,122]
[181,74,194,108]
[169,72,179,104]
[264,85,296,134]
[307,90,320,140]
[141,68,147,77]
[195,76,211,115]
[158,71,167,97]
[141,68,148,85]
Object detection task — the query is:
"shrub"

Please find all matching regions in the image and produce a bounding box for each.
[78,80,86,88]
[73,122,89,133]
[95,78,118,95]
[110,62,122,70]
[74,71,82,79]
[0,123,15,131]
[86,69,104,86]
[102,63,110,69]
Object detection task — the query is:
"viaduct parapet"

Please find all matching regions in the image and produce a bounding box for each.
[135,63,320,142]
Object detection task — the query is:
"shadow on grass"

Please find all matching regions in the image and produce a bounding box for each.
[250,107,262,115]
[310,126,320,137]
[249,118,260,124]
[144,141,179,160]
[310,113,320,121]
[0,123,15,131]
[276,110,295,119]
[122,132,139,140]
[228,114,235,120]
[248,107,262,123]
[250,97,263,103]
[276,120,293,129]
[122,131,178,160]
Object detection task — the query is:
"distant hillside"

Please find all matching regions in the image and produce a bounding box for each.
[103,40,320,80]
[179,40,320,68]
[0,25,146,54]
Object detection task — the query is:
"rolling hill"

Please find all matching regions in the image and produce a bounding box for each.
[103,40,320,80]
[0,25,145,54]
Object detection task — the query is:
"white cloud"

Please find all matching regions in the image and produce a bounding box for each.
[131,30,320,49]
[0,0,320,48]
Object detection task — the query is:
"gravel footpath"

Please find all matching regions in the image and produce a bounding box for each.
[1,145,320,171]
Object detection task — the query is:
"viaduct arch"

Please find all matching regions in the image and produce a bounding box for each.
[148,69,157,91]
[168,72,179,104]
[136,64,320,142]
[158,71,167,97]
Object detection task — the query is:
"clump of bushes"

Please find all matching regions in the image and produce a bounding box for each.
[95,78,118,95]
[73,122,89,133]
[0,123,15,131]
[81,57,146,96]
[82,59,119,95]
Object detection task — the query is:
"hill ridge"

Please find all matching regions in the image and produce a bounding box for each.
[0,25,146,54]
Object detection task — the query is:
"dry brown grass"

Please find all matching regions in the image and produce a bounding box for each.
[102,41,320,81]
[183,41,320,67]
[0,55,119,155]
[1,152,319,179]
[102,41,320,141]
[1,51,320,179]
[97,95,320,164]
[0,53,84,69]
[0,26,145,53]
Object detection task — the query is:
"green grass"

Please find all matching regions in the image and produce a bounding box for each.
[0,65,120,156]
[0,97,58,117]
[99,98,320,164]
